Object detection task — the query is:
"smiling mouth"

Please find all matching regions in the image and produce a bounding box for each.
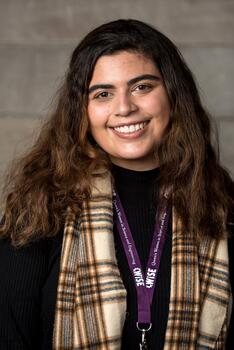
[111,121,149,134]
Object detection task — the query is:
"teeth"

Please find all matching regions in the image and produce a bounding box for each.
[114,122,147,134]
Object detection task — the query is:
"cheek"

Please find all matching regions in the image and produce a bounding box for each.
[87,106,97,128]
[153,96,170,115]
[87,103,111,128]
[141,90,171,116]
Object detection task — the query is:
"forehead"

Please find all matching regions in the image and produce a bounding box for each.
[89,51,160,84]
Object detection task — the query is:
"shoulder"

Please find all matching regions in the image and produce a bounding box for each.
[0,238,48,293]
[0,229,63,292]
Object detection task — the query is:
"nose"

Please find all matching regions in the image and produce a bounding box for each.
[114,92,138,117]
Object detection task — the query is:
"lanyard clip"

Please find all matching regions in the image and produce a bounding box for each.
[136,322,152,332]
[137,323,151,350]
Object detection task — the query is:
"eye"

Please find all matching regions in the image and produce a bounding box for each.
[94,91,112,99]
[133,83,153,94]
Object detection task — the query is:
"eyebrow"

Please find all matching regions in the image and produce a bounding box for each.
[88,74,161,94]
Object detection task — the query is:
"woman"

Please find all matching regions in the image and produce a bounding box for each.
[0,19,233,350]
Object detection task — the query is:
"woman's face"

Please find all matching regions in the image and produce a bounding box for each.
[87,51,171,170]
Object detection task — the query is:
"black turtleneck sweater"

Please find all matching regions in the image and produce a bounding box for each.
[0,165,233,349]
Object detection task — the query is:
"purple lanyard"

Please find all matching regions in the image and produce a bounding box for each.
[113,189,170,326]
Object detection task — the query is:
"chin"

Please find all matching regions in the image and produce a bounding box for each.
[118,155,146,160]
[114,150,149,159]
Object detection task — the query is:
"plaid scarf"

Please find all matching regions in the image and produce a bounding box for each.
[53,173,231,349]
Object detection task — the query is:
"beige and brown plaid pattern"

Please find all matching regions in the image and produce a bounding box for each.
[164,214,231,350]
[53,174,127,349]
[53,174,231,349]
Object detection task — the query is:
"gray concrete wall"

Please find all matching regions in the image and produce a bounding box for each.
[1,0,234,194]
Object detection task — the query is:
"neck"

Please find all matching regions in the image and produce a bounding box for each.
[112,163,160,188]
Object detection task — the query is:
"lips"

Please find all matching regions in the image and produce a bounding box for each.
[111,121,149,134]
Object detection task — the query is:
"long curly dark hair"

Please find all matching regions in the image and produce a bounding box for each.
[1,19,233,246]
